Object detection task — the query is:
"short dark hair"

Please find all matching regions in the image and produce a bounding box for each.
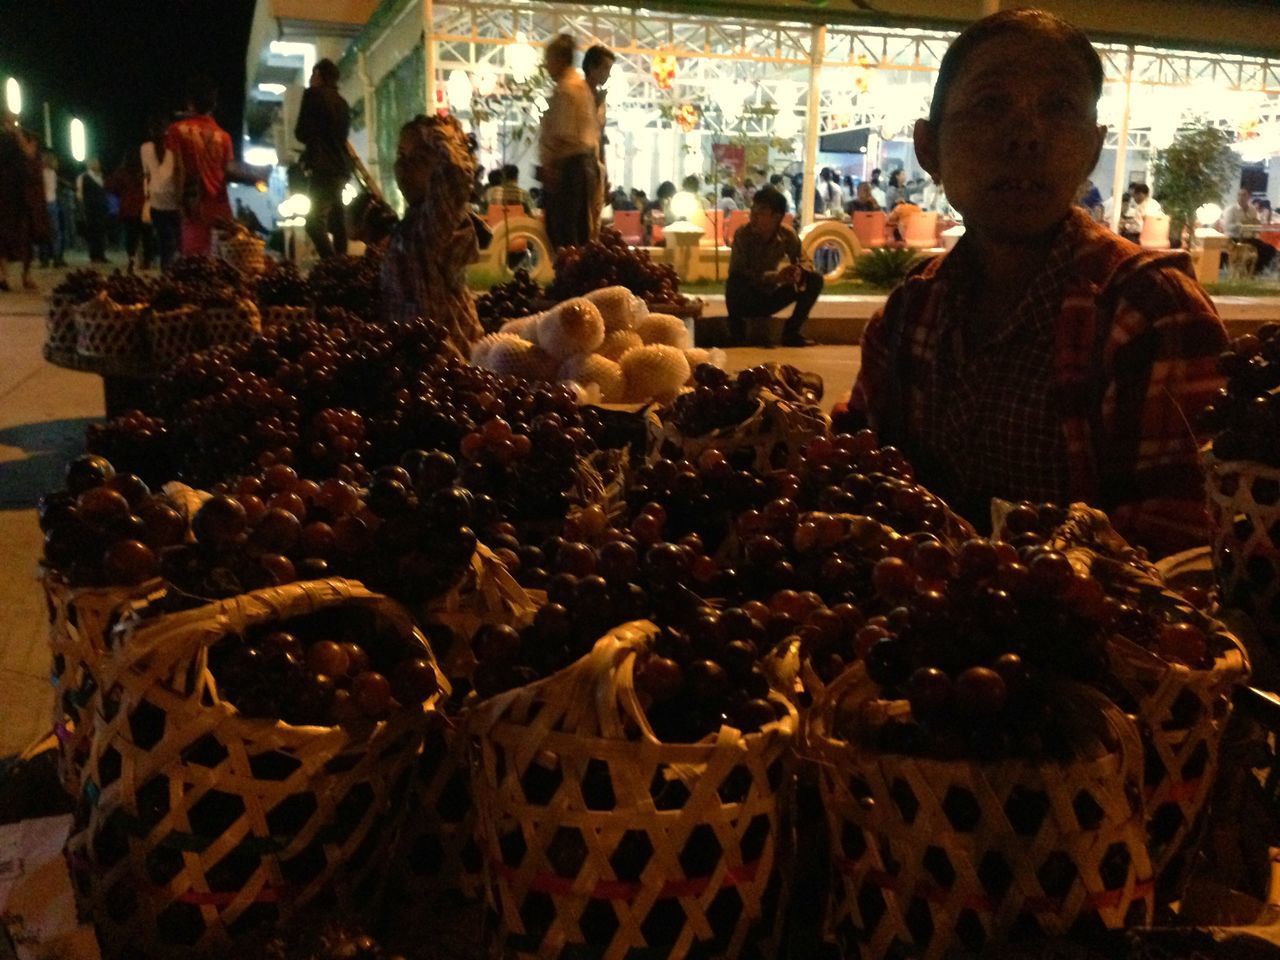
[186,74,218,114]
[1131,182,1150,198]
[752,185,787,216]
[582,45,615,74]
[314,58,340,85]
[928,9,1103,126]
[656,180,676,200]
[546,34,576,65]
[503,163,519,182]
[720,185,735,198]
[487,169,503,186]
[681,174,700,192]
[769,173,784,186]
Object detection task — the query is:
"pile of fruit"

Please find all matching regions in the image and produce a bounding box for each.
[546,227,688,307]
[255,261,312,308]
[1200,325,1280,464]
[473,285,709,403]
[474,268,541,333]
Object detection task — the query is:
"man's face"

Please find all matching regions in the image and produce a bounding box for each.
[586,59,613,89]
[394,130,429,204]
[914,32,1105,242]
[545,51,570,81]
[749,202,782,236]
[1240,188,1253,208]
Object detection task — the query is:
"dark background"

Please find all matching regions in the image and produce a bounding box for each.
[0,0,256,170]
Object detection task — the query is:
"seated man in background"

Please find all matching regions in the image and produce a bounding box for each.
[1224,186,1275,274]
[725,185,823,347]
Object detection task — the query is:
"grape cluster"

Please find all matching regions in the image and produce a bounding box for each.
[53,269,106,303]
[475,268,542,333]
[207,604,438,726]
[309,251,384,322]
[104,271,153,306]
[547,228,685,306]
[255,261,311,308]
[40,454,183,588]
[169,255,243,289]
[149,278,199,313]
[85,410,172,489]
[1200,326,1280,464]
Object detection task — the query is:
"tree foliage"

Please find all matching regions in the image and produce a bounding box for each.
[1152,123,1239,239]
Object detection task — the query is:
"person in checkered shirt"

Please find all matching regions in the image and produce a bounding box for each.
[837,9,1227,557]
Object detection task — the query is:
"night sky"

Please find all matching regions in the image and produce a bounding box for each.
[0,0,256,170]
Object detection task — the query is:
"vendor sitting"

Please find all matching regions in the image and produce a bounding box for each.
[726,186,823,347]
[838,8,1227,557]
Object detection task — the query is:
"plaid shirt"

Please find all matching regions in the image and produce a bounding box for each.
[849,208,1227,556]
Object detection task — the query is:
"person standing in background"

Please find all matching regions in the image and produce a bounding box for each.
[538,34,598,250]
[167,75,234,256]
[296,58,352,259]
[142,115,180,270]
[582,44,615,239]
[768,173,795,214]
[38,150,65,268]
[883,168,907,211]
[77,157,109,263]
[107,151,152,272]
[868,168,887,208]
[0,113,48,289]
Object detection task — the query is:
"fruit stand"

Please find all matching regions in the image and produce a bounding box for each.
[14,224,1280,960]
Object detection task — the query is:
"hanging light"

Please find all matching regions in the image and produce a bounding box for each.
[447,69,473,113]
[712,78,743,126]
[472,69,499,98]
[774,110,799,138]
[506,33,539,84]
[5,77,20,116]
[70,118,86,162]
[1196,203,1223,226]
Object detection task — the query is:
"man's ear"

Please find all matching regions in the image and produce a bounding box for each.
[913,118,941,182]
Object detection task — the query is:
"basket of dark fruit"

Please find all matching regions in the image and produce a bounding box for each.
[257,261,314,328]
[662,363,829,473]
[995,500,1249,902]
[469,618,797,959]
[803,536,1156,960]
[544,228,699,319]
[146,278,204,365]
[48,268,105,355]
[75,273,153,359]
[65,577,447,959]
[1200,326,1280,643]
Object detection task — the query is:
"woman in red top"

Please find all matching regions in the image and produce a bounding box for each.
[166,76,233,257]
[106,151,152,272]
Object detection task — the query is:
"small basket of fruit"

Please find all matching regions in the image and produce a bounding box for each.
[147,280,205,365]
[662,364,829,474]
[997,501,1250,900]
[199,284,262,348]
[806,660,1154,960]
[75,274,153,359]
[48,268,105,355]
[469,619,797,959]
[222,223,266,277]
[66,578,447,959]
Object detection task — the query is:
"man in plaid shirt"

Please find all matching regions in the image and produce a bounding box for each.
[839,10,1226,557]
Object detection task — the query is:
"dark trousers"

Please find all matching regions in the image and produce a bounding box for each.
[306,173,348,258]
[1245,237,1277,273]
[544,152,596,250]
[122,216,155,268]
[151,210,180,270]
[726,269,824,344]
[84,212,107,261]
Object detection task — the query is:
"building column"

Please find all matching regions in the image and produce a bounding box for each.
[358,50,378,188]
[801,24,827,231]
[1109,46,1135,233]
[424,0,437,113]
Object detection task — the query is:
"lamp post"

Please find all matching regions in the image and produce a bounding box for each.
[5,77,20,116]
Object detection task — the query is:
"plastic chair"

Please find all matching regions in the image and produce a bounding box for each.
[902,211,939,250]
[1140,214,1172,250]
[613,210,643,246]
[852,211,888,249]
[724,209,751,245]
[485,203,527,226]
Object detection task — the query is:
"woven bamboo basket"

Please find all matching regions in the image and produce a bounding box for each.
[661,388,830,473]
[47,290,81,354]
[75,294,147,359]
[261,305,313,329]
[148,305,205,366]
[41,570,163,796]
[64,578,447,959]
[203,300,262,348]
[1031,502,1250,900]
[222,235,266,278]
[1205,451,1280,641]
[805,664,1154,959]
[394,543,542,905]
[469,620,798,960]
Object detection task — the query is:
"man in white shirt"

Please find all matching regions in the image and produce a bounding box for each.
[1120,181,1162,241]
[39,150,65,267]
[1223,186,1274,272]
[538,34,599,250]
